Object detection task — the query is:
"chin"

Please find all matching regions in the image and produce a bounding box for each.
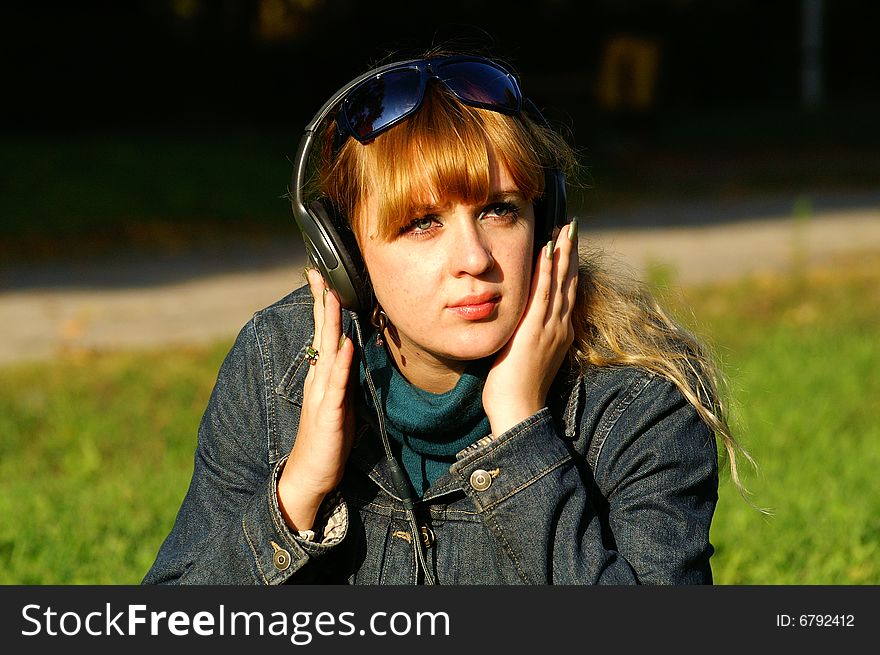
[442,329,512,362]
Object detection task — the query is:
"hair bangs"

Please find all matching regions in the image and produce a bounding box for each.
[334,86,546,242]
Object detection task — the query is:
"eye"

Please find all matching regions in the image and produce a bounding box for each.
[412,217,436,231]
[400,215,442,238]
[482,202,521,221]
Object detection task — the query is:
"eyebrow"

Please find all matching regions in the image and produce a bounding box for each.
[412,189,527,215]
[488,190,527,203]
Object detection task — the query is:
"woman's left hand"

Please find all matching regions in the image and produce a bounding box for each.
[482,219,579,436]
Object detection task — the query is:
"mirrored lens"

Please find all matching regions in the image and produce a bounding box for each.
[436,61,521,111]
[343,68,423,140]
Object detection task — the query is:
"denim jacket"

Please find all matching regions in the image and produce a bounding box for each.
[143,285,718,585]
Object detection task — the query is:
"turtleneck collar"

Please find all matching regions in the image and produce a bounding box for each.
[357,330,492,497]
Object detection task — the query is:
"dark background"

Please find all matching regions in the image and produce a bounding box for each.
[5,0,880,131]
[1,0,878,258]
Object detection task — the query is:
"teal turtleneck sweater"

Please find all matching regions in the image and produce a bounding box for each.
[358,331,492,497]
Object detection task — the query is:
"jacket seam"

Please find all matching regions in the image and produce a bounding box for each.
[483,509,534,584]
[275,342,312,403]
[242,515,270,585]
[422,478,463,497]
[588,371,653,479]
[480,457,571,512]
[428,508,480,518]
[345,493,482,519]
[252,312,278,463]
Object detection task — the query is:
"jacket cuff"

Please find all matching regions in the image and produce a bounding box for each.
[241,458,348,584]
[448,408,571,510]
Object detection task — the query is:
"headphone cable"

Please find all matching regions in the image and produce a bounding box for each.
[350,314,437,585]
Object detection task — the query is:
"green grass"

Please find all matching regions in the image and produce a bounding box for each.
[0,343,230,584]
[668,252,880,584]
[1,253,878,584]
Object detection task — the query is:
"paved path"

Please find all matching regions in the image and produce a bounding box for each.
[1,199,878,366]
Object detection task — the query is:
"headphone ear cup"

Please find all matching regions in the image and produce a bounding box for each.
[299,199,372,311]
[533,168,568,248]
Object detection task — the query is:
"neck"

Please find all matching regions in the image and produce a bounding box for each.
[385,339,466,394]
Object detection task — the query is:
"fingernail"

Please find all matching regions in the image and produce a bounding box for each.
[322,287,329,305]
[568,217,578,242]
[338,334,347,349]
[545,240,554,260]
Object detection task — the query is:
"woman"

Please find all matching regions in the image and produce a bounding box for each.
[144,51,747,585]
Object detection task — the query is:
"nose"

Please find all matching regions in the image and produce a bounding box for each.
[448,217,495,277]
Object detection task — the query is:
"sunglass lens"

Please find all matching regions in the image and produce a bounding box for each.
[343,68,423,141]
[437,61,521,111]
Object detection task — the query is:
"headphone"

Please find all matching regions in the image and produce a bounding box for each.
[289,59,567,313]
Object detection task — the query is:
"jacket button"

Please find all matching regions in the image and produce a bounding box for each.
[270,541,291,571]
[420,525,435,549]
[469,469,493,491]
[273,548,291,571]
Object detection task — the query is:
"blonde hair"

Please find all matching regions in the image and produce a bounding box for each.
[316,77,755,500]
[572,251,756,501]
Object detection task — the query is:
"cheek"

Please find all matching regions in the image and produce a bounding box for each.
[366,249,428,312]
[503,242,535,297]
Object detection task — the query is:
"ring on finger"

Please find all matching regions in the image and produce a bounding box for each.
[305,346,320,366]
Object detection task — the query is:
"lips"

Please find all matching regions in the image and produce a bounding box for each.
[446,293,500,320]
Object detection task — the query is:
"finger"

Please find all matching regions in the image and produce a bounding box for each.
[307,268,327,348]
[550,218,578,319]
[541,219,574,323]
[531,239,555,313]
[322,335,354,412]
[310,339,353,438]
[312,287,344,389]
[304,269,328,392]
[563,219,580,315]
[321,288,343,357]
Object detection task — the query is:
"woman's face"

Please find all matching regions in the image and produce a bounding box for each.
[359,153,535,378]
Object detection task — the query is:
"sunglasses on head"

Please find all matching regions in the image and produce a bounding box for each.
[335,55,523,144]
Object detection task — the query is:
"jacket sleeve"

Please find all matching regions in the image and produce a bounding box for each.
[142,320,347,585]
[449,373,718,584]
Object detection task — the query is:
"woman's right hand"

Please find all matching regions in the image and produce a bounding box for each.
[277,269,355,533]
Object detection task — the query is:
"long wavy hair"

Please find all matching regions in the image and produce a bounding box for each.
[314,71,755,500]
